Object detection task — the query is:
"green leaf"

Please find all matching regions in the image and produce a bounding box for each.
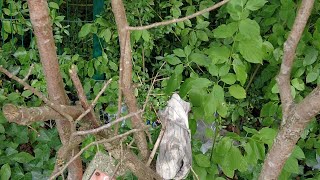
[207,46,230,64]
[306,72,318,83]
[109,61,118,71]
[78,23,92,38]
[239,18,260,38]
[245,0,267,11]
[12,152,34,163]
[142,30,151,42]
[291,146,305,160]
[189,53,209,66]
[195,154,211,168]
[0,164,11,180]
[165,73,182,94]
[180,78,196,97]
[291,78,305,91]
[3,21,12,33]
[173,48,186,57]
[238,38,263,63]
[283,156,299,174]
[193,165,207,180]
[208,64,219,77]
[229,85,246,99]
[213,22,238,38]
[165,55,182,65]
[22,90,33,98]
[132,30,142,42]
[49,2,59,9]
[221,73,236,85]
[233,64,247,85]
[303,46,318,66]
[227,0,249,21]
[196,30,209,41]
[184,45,192,57]
[100,29,112,42]
[219,64,230,77]
[0,124,5,133]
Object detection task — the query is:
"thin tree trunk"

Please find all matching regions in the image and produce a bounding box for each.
[259,0,316,179]
[27,0,83,179]
[111,0,150,161]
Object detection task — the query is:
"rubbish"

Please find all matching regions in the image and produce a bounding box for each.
[156,93,192,180]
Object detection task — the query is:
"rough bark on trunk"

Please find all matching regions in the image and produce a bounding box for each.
[27,0,83,178]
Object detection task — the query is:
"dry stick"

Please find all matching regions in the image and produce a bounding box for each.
[22,63,35,82]
[74,110,144,136]
[0,66,73,123]
[128,0,229,31]
[74,79,112,125]
[50,128,147,180]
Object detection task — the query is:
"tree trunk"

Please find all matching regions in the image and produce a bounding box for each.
[27,0,83,178]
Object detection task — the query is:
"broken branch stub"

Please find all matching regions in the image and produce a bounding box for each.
[156,93,192,179]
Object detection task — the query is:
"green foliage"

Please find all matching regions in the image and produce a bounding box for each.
[2,0,320,179]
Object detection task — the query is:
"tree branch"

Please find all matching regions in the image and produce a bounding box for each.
[127,0,229,31]
[276,0,314,119]
[3,104,83,125]
[50,128,147,180]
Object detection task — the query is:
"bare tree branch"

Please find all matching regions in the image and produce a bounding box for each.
[22,63,35,82]
[0,66,73,123]
[3,104,83,125]
[73,110,143,136]
[259,0,315,179]
[127,0,229,31]
[74,79,112,125]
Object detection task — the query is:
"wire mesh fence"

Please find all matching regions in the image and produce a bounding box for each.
[0,0,104,58]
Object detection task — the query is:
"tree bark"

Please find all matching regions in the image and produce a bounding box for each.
[3,104,83,125]
[27,0,83,178]
[259,0,315,179]
[111,0,150,161]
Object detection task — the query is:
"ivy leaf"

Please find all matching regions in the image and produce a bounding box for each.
[245,0,267,11]
[238,38,263,63]
[12,152,34,163]
[0,164,11,180]
[78,23,92,38]
[213,22,238,38]
[195,154,211,168]
[189,53,209,66]
[303,46,318,66]
[229,85,246,99]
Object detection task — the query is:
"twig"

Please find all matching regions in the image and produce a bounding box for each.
[74,79,112,125]
[50,128,148,180]
[245,64,261,91]
[191,167,200,180]
[146,124,165,166]
[0,66,73,123]
[69,65,102,128]
[142,62,166,111]
[73,110,143,136]
[127,0,229,31]
[22,64,34,82]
